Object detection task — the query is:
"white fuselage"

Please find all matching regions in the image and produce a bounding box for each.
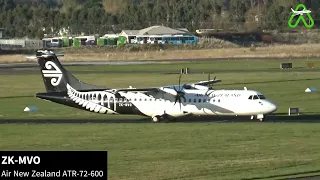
[66,84,278,118]
[123,89,277,118]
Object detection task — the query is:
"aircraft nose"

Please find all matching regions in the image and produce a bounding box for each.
[268,102,277,113]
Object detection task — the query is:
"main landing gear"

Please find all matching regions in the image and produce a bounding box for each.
[250,114,265,122]
[152,115,171,123]
[152,116,161,123]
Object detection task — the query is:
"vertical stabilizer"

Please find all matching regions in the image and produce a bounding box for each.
[36,50,106,93]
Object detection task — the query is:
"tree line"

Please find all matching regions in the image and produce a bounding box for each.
[0,0,319,39]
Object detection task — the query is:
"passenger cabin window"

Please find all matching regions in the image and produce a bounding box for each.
[258,95,266,99]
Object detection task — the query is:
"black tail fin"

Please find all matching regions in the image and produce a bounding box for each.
[36,50,106,93]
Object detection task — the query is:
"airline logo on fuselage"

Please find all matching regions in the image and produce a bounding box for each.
[41,61,63,86]
[212,93,242,97]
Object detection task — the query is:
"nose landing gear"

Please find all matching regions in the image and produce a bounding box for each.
[250,114,265,122]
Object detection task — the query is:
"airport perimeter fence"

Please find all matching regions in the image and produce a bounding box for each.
[0,39,44,50]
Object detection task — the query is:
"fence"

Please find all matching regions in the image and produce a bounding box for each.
[0,39,44,50]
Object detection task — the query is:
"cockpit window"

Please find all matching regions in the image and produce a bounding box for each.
[249,95,266,100]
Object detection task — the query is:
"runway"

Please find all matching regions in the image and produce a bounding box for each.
[0,56,318,69]
[289,176,320,180]
[1,114,320,124]
[2,67,320,76]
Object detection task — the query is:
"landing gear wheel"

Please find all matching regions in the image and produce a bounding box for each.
[161,114,171,123]
[250,115,265,122]
[257,114,265,122]
[152,116,160,123]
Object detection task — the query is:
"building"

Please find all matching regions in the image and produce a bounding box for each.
[137,26,190,35]
[119,30,140,43]
[119,26,191,44]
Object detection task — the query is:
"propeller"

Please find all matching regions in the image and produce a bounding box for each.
[205,73,215,96]
[173,73,186,111]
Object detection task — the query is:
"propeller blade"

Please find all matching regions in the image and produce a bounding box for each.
[208,73,211,87]
[178,97,183,111]
[174,96,179,105]
[214,76,216,80]
[173,86,177,91]
[178,73,182,91]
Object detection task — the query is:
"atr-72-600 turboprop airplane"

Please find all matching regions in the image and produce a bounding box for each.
[34,50,277,122]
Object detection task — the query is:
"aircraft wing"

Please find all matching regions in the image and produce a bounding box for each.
[192,79,222,86]
[114,87,179,96]
[115,87,160,93]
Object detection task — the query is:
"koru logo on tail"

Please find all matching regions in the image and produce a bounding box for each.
[41,61,63,86]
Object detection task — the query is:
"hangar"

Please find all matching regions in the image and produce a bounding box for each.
[119,25,191,44]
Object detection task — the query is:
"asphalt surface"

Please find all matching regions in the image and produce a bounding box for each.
[1,57,319,75]
[1,56,320,69]
[289,176,320,180]
[1,113,320,123]
[2,67,320,75]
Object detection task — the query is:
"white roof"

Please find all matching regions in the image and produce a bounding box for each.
[121,30,140,35]
[121,26,191,36]
[137,25,190,35]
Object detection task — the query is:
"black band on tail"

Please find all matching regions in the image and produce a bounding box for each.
[36,50,108,93]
